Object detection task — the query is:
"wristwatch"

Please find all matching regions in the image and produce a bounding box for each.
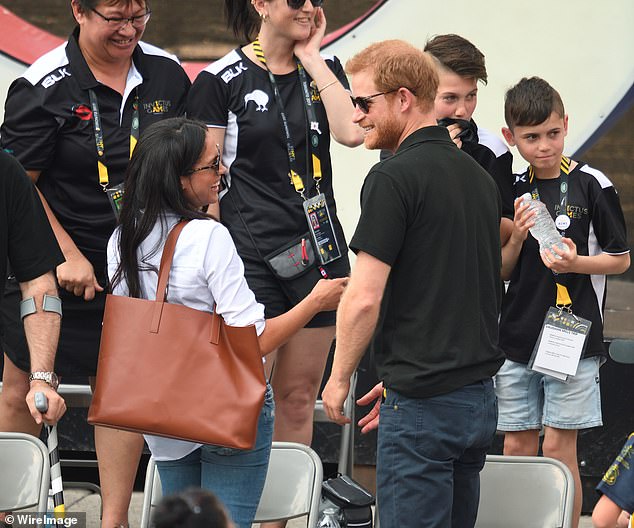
[29,371,59,390]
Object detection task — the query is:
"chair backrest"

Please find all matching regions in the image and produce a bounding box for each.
[475,455,574,528]
[254,441,323,525]
[140,441,323,528]
[0,432,50,512]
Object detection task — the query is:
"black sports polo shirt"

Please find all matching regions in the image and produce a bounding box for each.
[0,28,190,281]
[0,151,64,299]
[351,126,505,399]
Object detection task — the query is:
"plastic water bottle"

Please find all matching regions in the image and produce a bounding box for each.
[520,193,568,257]
[318,507,342,528]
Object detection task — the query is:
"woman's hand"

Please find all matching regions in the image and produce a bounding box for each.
[308,276,348,312]
[293,7,326,66]
[56,251,104,301]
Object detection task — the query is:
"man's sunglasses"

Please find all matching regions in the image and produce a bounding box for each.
[350,87,418,114]
[350,90,398,114]
[287,0,324,9]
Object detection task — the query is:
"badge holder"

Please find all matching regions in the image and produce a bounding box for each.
[105,182,125,220]
[529,305,592,382]
[303,193,342,266]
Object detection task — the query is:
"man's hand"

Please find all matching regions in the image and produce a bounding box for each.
[356,382,383,434]
[322,376,351,425]
[26,382,66,425]
[56,252,103,300]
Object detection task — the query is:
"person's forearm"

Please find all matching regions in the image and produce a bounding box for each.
[331,286,381,383]
[35,186,81,258]
[569,252,631,275]
[501,238,523,280]
[19,272,61,372]
[257,295,322,355]
[299,57,363,147]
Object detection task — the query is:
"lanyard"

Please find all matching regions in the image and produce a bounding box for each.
[528,156,574,308]
[252,39,322,199]
[88,88,140,191]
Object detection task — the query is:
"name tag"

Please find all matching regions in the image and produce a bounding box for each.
[303,193,341,266]
[529,307,591,382]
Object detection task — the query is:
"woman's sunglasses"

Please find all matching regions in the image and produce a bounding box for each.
[287,0,324,9]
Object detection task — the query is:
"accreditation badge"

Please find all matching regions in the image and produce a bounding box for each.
[303,193,342,266]
[105,182,125,220]
[528,307,592,382]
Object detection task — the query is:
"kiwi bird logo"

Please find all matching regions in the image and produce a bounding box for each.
[244,90,269,112]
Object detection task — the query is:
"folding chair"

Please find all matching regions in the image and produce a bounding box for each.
[475,455,575,528]
[140,441,323,528]
[0,432,50,512]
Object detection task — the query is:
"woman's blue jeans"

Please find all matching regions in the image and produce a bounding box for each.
[156,385,274,528]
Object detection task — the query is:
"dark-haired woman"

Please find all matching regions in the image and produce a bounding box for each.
[187,0,362,470]
[152,488,234,528]
[0,1,190,526]
[108,117,346,528]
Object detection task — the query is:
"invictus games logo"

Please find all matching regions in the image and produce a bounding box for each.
[309,81,322,103]
[143,100,172,114]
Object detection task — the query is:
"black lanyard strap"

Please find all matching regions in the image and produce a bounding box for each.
[252,39,322,198]
[88,88,140,191]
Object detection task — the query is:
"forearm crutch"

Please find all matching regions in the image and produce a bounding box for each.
[34,391,65,517]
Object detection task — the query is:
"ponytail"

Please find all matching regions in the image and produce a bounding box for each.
[225,0,260,43]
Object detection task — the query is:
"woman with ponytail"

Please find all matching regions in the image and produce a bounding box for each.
[187,0,362,494]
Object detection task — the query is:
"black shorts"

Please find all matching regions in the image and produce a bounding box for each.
[241,251,350,328]
[1,277,104,376]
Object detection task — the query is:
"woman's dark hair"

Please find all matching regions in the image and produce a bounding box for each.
[225,0,260,43]
[151,488,231,528]
[111,117,210,298]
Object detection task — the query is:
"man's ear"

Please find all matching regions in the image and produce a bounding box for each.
[398,87,415,113]
[563,114,569,137]
[501,127,515,147]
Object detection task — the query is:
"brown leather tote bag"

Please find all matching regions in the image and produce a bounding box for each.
[88,220,266,450]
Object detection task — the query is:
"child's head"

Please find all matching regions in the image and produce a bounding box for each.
[424,34,487,121]
[501,77,568,173]
[503,76,565,131]
[151,488,234,528]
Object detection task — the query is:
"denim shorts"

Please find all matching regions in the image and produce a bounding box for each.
[495,357,602,431]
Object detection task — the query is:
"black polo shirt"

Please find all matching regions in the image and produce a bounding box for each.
[0,151,63,299]
[350,126,505,399]
[0,28,190,282]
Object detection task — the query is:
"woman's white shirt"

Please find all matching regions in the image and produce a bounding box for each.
[106,213,265,461]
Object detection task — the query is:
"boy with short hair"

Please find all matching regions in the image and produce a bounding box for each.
[424,34,514,241]
[498,76,631,527]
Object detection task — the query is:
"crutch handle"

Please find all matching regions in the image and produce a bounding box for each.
[35,391,49,413]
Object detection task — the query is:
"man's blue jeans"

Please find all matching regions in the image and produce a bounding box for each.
[156,385,274,528]
[377,379,497,528]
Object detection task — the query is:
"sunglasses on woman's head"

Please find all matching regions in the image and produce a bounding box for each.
[287,0,324,9]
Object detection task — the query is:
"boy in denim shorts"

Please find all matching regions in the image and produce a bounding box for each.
[497,76,630,527]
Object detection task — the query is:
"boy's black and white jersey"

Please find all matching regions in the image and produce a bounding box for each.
[500,162,630,363]
[461,122,514,218]
[187,48,349,260]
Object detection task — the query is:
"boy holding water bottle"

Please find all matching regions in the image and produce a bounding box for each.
[496,76,630,526]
